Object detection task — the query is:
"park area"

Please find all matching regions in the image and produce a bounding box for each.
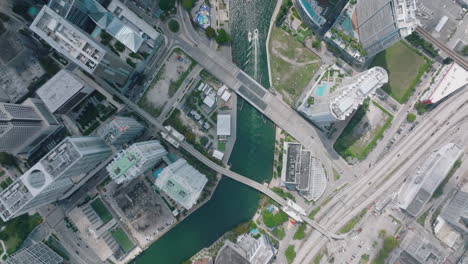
[138,48,196,117]
[371,41,430,103]
[269,26,321,105]
[334,100,393,161]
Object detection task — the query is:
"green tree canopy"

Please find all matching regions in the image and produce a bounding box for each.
[0,152,16,167]
[182,0,194,10]
[215,28,232,44]
[205,26,216,39]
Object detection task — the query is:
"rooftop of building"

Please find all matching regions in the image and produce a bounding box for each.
[237,234,275,264]
[80,0,144,52]
[389,226,449,264]
[441,190,468,233]
[154,159,208,210]
[107,150,141,178]
[283,142,301,184]
[330,67,388,120]
[215,241,250,264]
[97,116,144,144]
[421,63,468,104]
[217,114,231,136]
[398,143,463,216]
[36,70,89,113]
[30,6,106,72]
[4,241,63,264]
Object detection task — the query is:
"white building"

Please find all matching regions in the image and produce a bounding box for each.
[299,67,388,124]
[30,6,106,73]
[97,116,145,146]
[398,143,463,216]
[0,137,112,221]
[421,63,468,104]
[0,98,61,155]
[36,70,95,114]
[107,140,167,184]
[217,114,231,139]
[154,158,207,210]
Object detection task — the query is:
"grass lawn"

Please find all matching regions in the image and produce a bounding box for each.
[111,227,135,253]
[217,142,226,151]
[269,26,320,105]
[90,198,113,224]
[0,214,42,254]
[334,101,393,161]
[371,41,429,103]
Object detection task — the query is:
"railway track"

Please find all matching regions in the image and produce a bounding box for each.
[415,27,468,70]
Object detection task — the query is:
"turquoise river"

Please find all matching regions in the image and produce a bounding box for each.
[134,0,277,263]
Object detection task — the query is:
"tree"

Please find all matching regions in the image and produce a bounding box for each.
[442,57,453,64]
[168,20,180,33]
[205,26,216,39]
[406,113,416,122]
[463,45,468,56]
[182,0,194,10]
[215,28,232,44]
[0,152,16,167]
[307,97,315,105]
[312,38,321,49]
[159,0,176,11]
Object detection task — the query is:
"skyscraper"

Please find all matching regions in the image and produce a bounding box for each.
[299,67,388,124]
[37,70,95,114]
[30,6,132,87]
[0,98,61,155]
[97,116,145,146]
[324,0,418,64]
[107,140,167,184]
[0,137,112,221]
[154,158,208,210]
[5,242,63,264]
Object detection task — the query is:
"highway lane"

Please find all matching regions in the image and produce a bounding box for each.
[293,89,468,263]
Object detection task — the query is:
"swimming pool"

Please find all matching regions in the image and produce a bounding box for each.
[315,83,328,96]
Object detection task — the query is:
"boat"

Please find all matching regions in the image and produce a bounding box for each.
[248,31,252,42]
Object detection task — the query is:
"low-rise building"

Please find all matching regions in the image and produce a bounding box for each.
[98,116,145,146]
[107,140,167,184]
[388,226,450,264]
[440,190,468,234]
[36,70,95,114]
[161,125,185,148]
[154,158,207,210]
[5,241,63,264]
[421,63,468,104]
[398,143,463,217]
[217,114,231,140]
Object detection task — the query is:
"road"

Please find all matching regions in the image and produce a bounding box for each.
[292,87,468,263]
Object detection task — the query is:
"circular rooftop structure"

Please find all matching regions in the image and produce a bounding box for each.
[27,169,46,189]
